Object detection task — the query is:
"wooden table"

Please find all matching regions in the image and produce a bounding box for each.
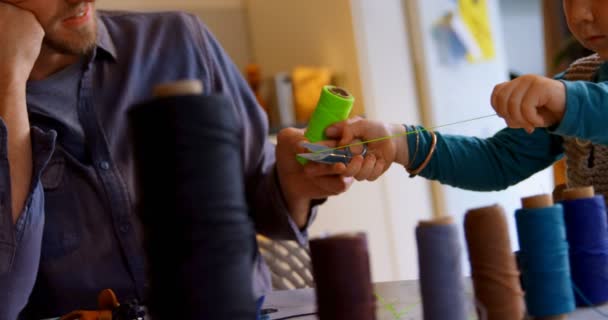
[262,280,608,319]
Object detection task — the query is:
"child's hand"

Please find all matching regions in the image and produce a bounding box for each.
[491,75,566,133]
[326,118,408,181]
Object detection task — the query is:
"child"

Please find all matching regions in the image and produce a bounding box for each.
[321,0,608,198]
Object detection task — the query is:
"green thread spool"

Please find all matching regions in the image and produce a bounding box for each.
[298,85,355,164]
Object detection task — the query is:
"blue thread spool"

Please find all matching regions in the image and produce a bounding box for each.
[416,216,468,320]
[560,187,608,306]
[516,194,575,319]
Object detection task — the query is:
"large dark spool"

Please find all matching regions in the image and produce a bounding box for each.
[130,80,256,319]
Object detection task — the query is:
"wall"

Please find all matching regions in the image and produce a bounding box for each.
[245,0,365,116]
[97,0,252,70]
[499,0,546,75]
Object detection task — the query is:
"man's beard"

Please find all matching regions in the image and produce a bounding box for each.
[43,19,98,55]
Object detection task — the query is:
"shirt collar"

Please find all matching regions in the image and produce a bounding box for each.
[95,14,117,61]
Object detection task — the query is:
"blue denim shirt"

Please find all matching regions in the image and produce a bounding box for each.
[0,11,312,319]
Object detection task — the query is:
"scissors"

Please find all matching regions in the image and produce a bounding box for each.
[297,142,367,165]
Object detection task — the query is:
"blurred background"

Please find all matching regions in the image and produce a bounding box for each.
[98,0,589,284]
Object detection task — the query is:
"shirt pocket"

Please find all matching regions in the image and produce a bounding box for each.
[40,155,83,261]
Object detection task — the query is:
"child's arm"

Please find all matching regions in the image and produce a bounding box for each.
[411,127,562,190]
[328,119,563,191]
[491,74,566,133]
[491,73,608,145]
[550,80,608,144]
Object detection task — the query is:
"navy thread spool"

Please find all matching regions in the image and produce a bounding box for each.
[464,205,525,320]
[130,80,256,319]
[309,233,376,320]
[516,194,575,320]
[416,216,468,320]
[560,186,608,306]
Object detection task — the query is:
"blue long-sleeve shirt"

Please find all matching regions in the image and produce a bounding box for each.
[0,11,313,320]
[408,63,608,190]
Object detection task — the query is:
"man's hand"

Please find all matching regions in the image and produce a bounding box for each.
[276,128,353,228]
[327,118,407,181]
[491,75,566,133]
[0,2,44,86]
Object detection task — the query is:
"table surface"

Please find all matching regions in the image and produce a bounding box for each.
[262,280,608,320]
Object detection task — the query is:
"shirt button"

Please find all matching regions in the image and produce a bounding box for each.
[119,224,130,233]
[99,161,110,170]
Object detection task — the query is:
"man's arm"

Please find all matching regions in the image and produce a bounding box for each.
[0,4,57,319]
[0,3,43,222]
[1,81,33,223]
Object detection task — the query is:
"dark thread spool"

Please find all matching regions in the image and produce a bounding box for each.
[309,233,376,320]
[561,186,594,201]
[465,205,525,320]
[130,80,256,319]
[560,186,608,306]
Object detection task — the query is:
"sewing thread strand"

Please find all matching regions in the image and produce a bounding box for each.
[313,114,498,154]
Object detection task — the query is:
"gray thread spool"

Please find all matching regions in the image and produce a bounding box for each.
[416,217,468,320]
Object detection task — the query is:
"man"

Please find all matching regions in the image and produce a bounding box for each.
[0,0,352,318]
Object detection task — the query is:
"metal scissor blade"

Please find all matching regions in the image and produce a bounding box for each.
[298,152,350,165]
[300,142,332,153]
[298,142,363,165]
[297,152,331,162]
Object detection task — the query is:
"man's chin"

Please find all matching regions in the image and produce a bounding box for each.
[44,22,98,56]
[45,38,97,56]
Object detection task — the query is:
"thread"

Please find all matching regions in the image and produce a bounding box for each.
[560,187,608,306]
[464,205,525,320]
[298,85,355,164]
[416,217,468,320]
[375,293,419,319]
[515,196,575,318]
[305,86,355,142]
[130,84,256,319]
[314,113,497,155]
[309,233,375,320]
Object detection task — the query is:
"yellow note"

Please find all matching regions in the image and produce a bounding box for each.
[458,0,495,62]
